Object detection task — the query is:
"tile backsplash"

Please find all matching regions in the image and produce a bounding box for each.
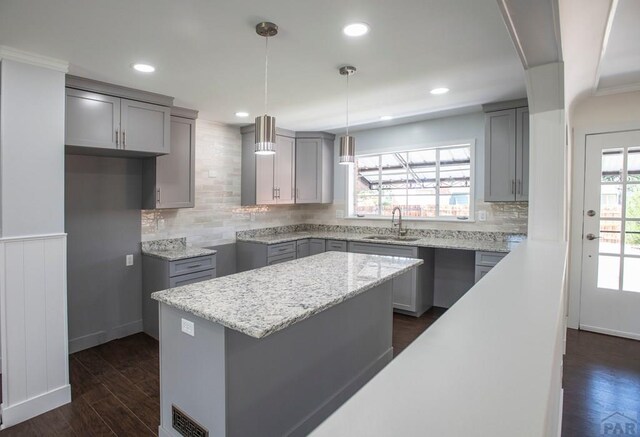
[142,120,528,247]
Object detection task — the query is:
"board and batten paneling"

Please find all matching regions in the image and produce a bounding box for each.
[0,234,71,428]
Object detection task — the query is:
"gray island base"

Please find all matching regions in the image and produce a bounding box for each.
[152,252,422,437]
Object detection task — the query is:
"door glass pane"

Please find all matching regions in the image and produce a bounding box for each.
[598,255,620,290]
[600,220,621,254]
[627,147,640,182]
[625,221,640,255]
[626,184,640,218]
[601,184,622,218]
[623,257,640,292]
[602,149,623,182]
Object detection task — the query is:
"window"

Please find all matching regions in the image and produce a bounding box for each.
[348,143,474,220]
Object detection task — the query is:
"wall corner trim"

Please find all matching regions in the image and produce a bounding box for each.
[0,46,69,73]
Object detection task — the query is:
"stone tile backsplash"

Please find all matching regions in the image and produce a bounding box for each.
[142,120,528,247]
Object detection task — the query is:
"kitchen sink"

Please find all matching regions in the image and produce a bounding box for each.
[363,235,421,242]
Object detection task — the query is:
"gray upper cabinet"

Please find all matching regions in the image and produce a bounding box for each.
[241,126,334,205]
[65,75,173,157]
[483,100,529,202]
[120,99,170,154]
[65,89,121,150]
[142,108,197,209]
[295,133,334,204]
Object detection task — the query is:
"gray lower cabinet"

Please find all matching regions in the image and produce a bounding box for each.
[295,134,334,204]
[237,241,297,271]
[474,251,507,282]
[65,76,172,156]
[484,104,529,202]
[142,254,216,339]
[347,242,434,316]
[309,239,326,255]
[296,239,310,258]
[326,240,347,252]
[142,109,197,209]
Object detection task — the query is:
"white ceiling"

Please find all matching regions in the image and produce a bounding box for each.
[597,0,640,94]
[0,0,526,131]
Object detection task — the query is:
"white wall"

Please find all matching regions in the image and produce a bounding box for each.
[567,90,640,328]
[0,54,70,428]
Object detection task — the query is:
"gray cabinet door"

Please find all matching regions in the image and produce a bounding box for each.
[295,138,321,203]
[65,89,121,150]
[296,240,310,258]
[121,99,170,154]
[309,239,326,255]
[515,107,529,201]
[155,116,195,208]
[256,153,276,204]
[275,135,295,204]
[484,109,516,201]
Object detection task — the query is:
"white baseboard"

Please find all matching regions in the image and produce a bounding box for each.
[0,384,71,429]
[580,324,640,341]
[158,426,175,437]
[68,319,143,354]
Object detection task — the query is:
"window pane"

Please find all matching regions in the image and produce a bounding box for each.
[601,184,622,218]
[623,257,640,292]
[355,156,379,215]
[407,195,437,218]
[407,150,437,188]
[602,149,623,182]
[598,255,620,290]
[439,186,470,217]
[625,221,640,255]
[381,194,407,216]
[626,184,640,219]
[599,220,621,254]
[627,147,640,182]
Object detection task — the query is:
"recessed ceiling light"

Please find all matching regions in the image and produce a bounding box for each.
[235,111,250,118]
[343,22,369,37]
[430,87,450,95]
[380,115,393,121]
[132,63,155,73]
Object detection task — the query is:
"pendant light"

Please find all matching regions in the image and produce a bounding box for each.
[254,22,278,155]
[339,66,356,164]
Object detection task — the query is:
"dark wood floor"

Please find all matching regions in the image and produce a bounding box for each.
[2,314,639,436]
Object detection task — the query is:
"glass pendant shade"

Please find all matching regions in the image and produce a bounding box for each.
[339,135,355,164]
[254,114,276,155]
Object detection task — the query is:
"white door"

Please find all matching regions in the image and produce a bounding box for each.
[580,130,640,340]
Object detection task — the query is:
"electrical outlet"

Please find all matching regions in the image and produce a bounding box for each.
[335,209,344,219]
[126,254,134,266]
[181,318,195,336]
[477,210,487,222]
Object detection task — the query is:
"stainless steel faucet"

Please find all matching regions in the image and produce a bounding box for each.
[391,207,407,237]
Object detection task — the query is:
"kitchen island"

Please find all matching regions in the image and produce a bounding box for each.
[152,251,422,437]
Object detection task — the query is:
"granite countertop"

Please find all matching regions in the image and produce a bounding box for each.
[141,237,217,261]
[152,252,423,339]
[237,231,522,253]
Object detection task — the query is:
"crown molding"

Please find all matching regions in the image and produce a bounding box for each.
[0,46,68,73]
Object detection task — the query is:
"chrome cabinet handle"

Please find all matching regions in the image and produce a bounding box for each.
[116,129,119,148]
[272,187,275,200]
[156,189,161,204]
[511,179,515,194]
[122,131,126,149]
[517,179,522,195]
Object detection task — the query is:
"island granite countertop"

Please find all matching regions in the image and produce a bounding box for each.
[152,251,422,338]
[237,230,523,253]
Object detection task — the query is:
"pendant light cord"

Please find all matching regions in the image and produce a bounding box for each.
[264,36,269,115]
[346,73,350,136]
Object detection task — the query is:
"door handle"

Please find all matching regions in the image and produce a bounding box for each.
[586,233,600,241]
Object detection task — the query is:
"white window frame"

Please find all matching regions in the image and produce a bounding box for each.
[346,139,476,222]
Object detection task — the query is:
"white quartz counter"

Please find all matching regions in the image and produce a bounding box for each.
[152,252,423,338]
[311,240,568,437]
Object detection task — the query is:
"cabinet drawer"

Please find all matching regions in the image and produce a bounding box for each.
[267,242,296,257]
[169,255,216,277]
[267,252,296,265]
[348,242,418,258]
[475,251,507,267]
[169,269,216,288]
[326,240,347,252]
[475,265,493,283]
